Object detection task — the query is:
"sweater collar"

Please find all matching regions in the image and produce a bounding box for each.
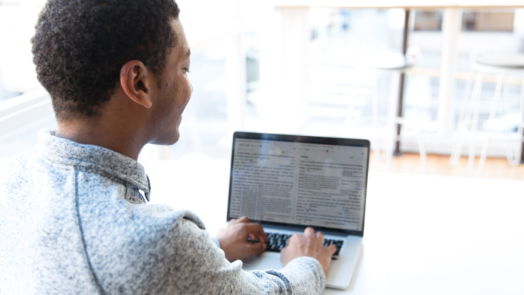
[36,129,151,202]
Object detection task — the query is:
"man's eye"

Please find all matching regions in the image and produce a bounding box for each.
[184,68,190,74]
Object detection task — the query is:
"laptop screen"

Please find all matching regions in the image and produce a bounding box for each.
[227,132,369,236]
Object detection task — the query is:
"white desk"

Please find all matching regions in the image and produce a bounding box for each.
[145,155,524,295]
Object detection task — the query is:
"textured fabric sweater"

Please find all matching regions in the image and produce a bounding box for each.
[0,130,325,295]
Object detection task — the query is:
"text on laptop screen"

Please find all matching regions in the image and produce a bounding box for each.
[229,138,368,231]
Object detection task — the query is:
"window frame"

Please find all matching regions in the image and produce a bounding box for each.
[0,88,53,137]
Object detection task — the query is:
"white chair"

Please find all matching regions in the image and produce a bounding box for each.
[450,53,524,177]
[346,51,428,172]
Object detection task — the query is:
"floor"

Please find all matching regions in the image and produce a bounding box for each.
[380,152,524,180]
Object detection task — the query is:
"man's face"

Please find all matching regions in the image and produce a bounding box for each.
[149,18,192,145]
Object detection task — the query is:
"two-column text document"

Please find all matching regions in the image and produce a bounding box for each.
[229,139,367,231]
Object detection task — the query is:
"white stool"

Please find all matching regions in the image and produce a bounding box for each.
[347,52,427,172]
[450,54,524,177]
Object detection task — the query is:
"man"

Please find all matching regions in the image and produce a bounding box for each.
[0,0,336,294]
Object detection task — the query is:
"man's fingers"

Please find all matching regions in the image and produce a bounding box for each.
[328,244,337,254]
[243,223,267,242]
[288,233,300,245]
[248,240,267,255]
[237,216,250,223]
[304,227,315,236]
[315,231,324,241]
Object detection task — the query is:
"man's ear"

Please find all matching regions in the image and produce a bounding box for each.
[120,60,154,109]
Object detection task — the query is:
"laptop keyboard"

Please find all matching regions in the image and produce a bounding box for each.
[249,232,344,259]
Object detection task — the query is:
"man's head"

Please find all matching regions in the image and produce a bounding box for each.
[32,0,192,146]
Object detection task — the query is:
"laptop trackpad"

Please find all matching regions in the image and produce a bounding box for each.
[241,242,361,290]
[242,252,283,271]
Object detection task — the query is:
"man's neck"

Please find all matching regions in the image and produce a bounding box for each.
[56,118,145,161]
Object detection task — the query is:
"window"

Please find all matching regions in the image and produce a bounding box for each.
[462,11,515,32]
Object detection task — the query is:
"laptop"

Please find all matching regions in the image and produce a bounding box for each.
[227,132,369,290]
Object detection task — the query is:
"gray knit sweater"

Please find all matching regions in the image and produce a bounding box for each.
[0,130,325,295]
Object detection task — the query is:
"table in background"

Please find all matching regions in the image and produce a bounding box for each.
[145,155,524,295]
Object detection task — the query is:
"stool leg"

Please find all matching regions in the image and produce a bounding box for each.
[477,73,504,177]
[418,133,427,173]
[519,74,524,164]
[385,72,400,171]
[452,71,480,169]
[507,74,524,166]
[450,69,475,166]
[468,72,483,177]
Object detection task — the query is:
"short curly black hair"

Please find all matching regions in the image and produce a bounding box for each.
[32,0,180,120]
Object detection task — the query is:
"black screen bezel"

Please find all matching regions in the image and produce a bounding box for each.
[226,132,370,237]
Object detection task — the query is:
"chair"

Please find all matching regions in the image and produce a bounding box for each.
[346,51,428,172]
[450,53,524,177]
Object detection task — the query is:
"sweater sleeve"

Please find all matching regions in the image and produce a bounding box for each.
[85,204,326,295]
[165,217,327,295]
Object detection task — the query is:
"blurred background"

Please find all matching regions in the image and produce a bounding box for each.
[1,0,524,179]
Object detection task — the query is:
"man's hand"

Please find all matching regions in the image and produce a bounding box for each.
[280,227,337,275]
[216,217,268,262]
